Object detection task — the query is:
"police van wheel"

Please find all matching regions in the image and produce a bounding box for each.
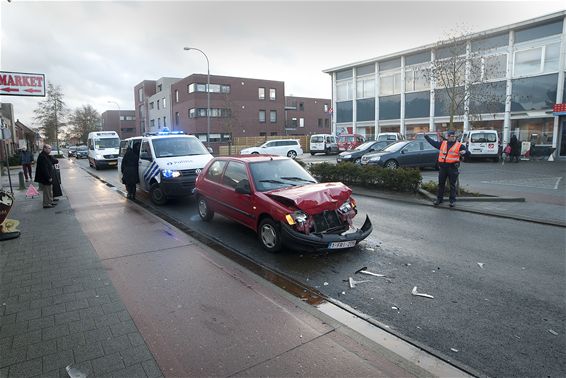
[150,183,167,205]
[197,195,214,222]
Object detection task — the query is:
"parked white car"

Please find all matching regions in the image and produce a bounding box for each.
[240,139,303,159]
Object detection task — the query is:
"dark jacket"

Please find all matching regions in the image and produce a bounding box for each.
[121,148,139,185]
[424,134,468,167]
[20,150,33,164]
[510,135,521,156]
[34,151,55,185]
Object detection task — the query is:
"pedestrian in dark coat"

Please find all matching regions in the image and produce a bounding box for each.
[19,147,34,182]
[121,143,140,199]
[510,135,521,163]
[34,145,58,208]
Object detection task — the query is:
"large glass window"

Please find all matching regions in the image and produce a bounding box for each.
[380,72,401,96]
[336,69,352,80]
[405,91,430,118]
[356,64,375,76]
[405,66,429,92]
[356,98,375,122]
[544,43,560,73]
[434,88,465,117]
[336,101,353,123]
[514,42,561,77]
[379,58,401,71]
[469,81,506,114]
[270,110,277,123]
[379,95,401,120]
[511,118,554,144]
[436,43,466,60]
[405,51,430,66]
[258,87,265,100]
[337,80,353,101]
[269,88,276,100]
[484,54,508,81]
[471,33,509,52]
[259,110,266,123]
[511,73,558,111]
[356,77,375,98]
[515,19,563,43]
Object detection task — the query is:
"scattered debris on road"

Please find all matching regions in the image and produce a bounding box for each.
[66,365,87,378]
[323,282,329,286]
[365,247,375,251]
[391,306,399,311]
[411,286,434,299]
[348,277,370,288]
[355,266,386,277]
[450,348,459,353]
[477,262,484,269]
[548,329,558,336]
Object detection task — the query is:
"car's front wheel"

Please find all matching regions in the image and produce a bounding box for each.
[287,150,297,159]
[384,159,399,169]
[258,218,282,253]
[197,195,214,221]
[149,183,167,205]
[252,152,259,155]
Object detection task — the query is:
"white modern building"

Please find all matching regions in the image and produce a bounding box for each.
[324,11,566,158]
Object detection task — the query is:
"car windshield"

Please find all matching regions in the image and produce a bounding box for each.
[377,134,396,141]
[77,146,88,151]
[250,159,317,192]
[311,136,324,143]
[152,137,209,158]
[382,141,408,152]
[94,138,120,149]
[353,141,375,151]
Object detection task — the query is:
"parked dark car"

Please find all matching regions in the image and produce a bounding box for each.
[67,146,77,157]
[75,145,88,159]
[360,140,438,169]
[194,155,372,252]
[336,140,393,164]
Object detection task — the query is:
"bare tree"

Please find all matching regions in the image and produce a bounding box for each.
[222,93,241,155]
[33,82,67,149]
[68,105,100,144]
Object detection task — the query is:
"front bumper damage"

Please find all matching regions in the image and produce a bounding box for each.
[280,215,373,252]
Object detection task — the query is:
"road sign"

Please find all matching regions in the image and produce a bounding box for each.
[0,71,45,97]
[552,103,566,115]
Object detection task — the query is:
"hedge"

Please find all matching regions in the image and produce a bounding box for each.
[308,162,421,192]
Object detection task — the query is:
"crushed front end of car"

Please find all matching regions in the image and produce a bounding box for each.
[267,182,373,251]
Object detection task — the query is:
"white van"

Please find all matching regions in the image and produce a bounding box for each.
[87,131,121,169]
[309,134,338,155]
[460,130,500,161]
[118,131,213,205]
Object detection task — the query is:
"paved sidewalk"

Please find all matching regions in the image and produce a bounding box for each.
[1,160,468,377]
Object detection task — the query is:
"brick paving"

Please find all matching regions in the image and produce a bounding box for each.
[0,188,162,378]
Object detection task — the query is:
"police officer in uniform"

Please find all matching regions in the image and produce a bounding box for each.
[424,131,468,207]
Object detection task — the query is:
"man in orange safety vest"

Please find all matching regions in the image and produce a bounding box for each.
[424,130,468,207]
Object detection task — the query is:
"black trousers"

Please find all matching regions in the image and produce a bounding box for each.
[126,184,136,198]
[437,164,459,203]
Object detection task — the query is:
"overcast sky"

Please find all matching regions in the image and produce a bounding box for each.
[1,1,564,128]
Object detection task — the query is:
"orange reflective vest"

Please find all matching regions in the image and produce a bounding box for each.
[438,141,462,164]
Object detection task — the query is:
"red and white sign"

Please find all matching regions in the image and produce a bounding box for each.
[0,71,45,97]
[553,103,566,115]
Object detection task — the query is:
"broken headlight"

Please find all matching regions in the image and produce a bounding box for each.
[285,211,308,225]
[338,198,357,214]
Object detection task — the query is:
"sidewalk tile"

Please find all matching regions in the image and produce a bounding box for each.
[74,342,104,363]
[111,363,148,378]
[42,349,74,373]
[7,358,42,377]
[142,359,162,378]
[91,353,125,375]
[26,339,57,359]
[120,345,153,367]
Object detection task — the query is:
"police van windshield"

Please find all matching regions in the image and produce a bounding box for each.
[152,137,209,158]
[94,138,120,149]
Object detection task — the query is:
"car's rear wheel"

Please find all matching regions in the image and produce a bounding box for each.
[197,195,214,222]
[149,183,167,205]
[252,152,259,155]
[287,150,297,159]
[258,218,282,253]
[384,159,399,169]
[310,152,315,156]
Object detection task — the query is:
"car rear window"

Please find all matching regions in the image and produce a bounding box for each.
[311,136,324,143]
[471,133,497,143]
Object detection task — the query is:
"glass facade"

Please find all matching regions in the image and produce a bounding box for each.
[511,118,554,143]
[434,88,465,117]
[511,73,558,111]
[405,91,430,118]
[515,19,563,43]
[471,33,509,52]
[336,101,353,123]
[469,81,507,114]
[379,95,401,120]
[356,98,375,122]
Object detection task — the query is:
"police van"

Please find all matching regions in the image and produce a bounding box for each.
[309,134,338,155]
[118,131,213,205]
[87,131,121,169]
[460,130,500,161]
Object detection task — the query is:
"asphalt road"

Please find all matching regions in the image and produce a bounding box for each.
[72,157,565,377]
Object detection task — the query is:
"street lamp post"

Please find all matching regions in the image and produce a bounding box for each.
[107,101,121,137]
[183,47,210,147]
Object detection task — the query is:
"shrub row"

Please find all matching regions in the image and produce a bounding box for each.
[307,162,422,192]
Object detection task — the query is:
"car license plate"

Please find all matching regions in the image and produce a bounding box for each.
[108,162,117,166]
[328,240,357,249]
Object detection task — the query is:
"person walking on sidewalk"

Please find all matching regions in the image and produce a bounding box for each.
[424,131,468,208]
[121,142,140,199]
[509,135,521,163]
[34,144,58,208]
[19,146,34,182]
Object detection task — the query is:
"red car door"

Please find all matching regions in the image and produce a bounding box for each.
[218,161,256,230]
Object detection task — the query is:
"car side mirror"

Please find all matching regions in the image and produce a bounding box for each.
[235,179,251,195]
[207,147,213,154]
[140,152,152,161]
[401,150,406,154]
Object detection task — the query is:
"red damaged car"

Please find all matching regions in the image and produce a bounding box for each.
[194,155,372,252]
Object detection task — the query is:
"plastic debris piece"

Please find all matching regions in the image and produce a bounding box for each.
[450,348,459,353]
[411,286,434,299]
[323,282,329,286]
[548,329,558,336]
[477,262,484,269]
[349,277,370,288]
[391,306,399,310]
[366,247,375,251]
[357,268,386,277]
[405,263,411,267]
[341,291,346,295]
[66,365,87,378]
[354,266,368,274]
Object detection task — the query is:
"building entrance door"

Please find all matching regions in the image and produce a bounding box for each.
[560,118,566,157]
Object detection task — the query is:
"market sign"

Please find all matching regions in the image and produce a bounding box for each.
[0,71,45,97]
[552,103,566,116]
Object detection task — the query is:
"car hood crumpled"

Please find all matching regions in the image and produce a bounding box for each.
[266,182,352,213]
